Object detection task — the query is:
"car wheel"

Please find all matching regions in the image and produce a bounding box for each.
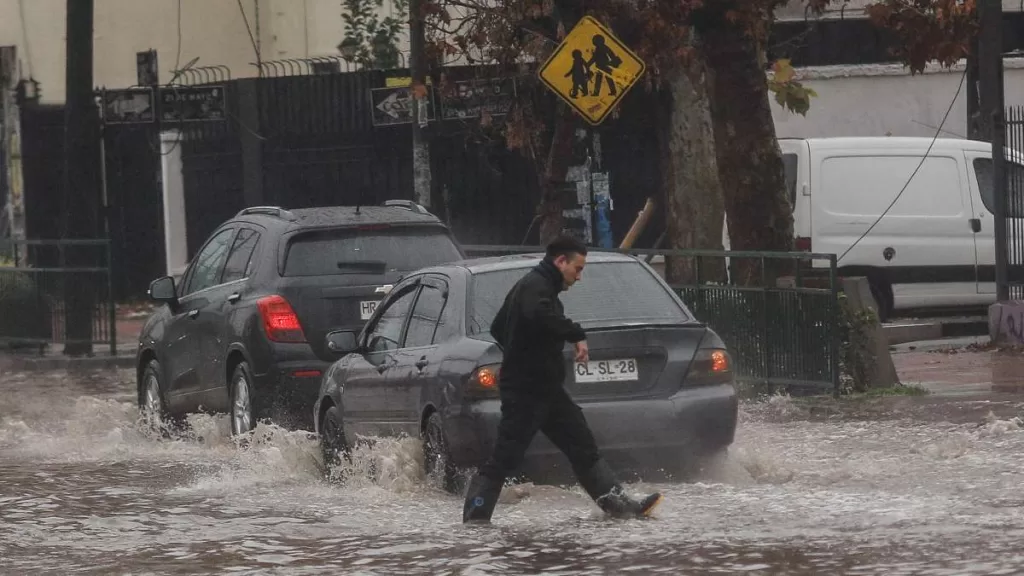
[231,362,257,436]
[423,412,462,494]
[320,405,350,481]
[139,359,169,434]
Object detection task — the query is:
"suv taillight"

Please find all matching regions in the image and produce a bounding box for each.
[257,295,306,343]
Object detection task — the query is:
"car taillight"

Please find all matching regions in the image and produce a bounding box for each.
[795,236,812,251]
[686,348,733,386]
[468,364,500,395]
[257,295,306,343]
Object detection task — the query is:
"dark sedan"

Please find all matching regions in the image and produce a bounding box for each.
[313,252,739,489]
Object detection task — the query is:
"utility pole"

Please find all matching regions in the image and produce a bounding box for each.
[978,0,1008,301]
[966,35,982,140]
[62,0,99,356]
[409,0,432,208]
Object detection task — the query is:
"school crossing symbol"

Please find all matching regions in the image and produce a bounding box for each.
[538,16,646,125]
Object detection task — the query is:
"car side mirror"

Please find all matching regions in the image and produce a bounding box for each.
[149,276,178,307]
[326,330,360,355]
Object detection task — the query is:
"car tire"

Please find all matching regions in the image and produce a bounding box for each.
[230,361,257,437]
[423,412,462,494]
[139,359,170,435]
[320,405,350,481]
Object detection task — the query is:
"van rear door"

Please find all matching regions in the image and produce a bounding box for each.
[779,138,812,251]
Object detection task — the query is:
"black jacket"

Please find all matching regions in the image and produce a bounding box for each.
[490,257,586,391]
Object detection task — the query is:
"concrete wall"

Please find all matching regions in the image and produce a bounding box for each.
[0,0,402,104]
[770,59,1024,140]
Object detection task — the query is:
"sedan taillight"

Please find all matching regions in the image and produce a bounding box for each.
[257,295,306,343]
[685,348,733,386]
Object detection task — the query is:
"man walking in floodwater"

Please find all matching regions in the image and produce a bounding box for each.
[462,235,663,523]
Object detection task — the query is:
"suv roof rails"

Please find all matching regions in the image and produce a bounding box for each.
[237,206,299,221]
[381,199,431,216]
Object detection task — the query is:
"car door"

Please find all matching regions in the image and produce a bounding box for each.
[385,275,451,437]
[163,226,236,413]
[340,278,421,439]
[196,226,264,411]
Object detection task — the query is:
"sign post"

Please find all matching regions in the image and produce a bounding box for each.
[538,16,646,125]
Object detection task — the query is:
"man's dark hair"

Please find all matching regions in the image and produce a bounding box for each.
[545,234,588,261]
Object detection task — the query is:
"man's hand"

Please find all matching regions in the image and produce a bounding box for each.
[574,340,589,363]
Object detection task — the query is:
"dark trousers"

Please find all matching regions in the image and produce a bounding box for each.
[478,384,601,482]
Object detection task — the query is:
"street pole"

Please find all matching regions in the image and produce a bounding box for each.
[409,0,432,208]
[63,0,99,356]
[978,0,1008,301]
[966,35,982,140]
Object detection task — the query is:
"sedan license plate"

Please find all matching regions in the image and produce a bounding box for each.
[359,300,379,320]
[574,358,639,383]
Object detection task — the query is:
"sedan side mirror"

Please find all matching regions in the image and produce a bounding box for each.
[326,330,360,355]
[149,276,178,307]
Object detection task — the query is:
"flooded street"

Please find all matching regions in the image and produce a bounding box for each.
[4,368,1024,575]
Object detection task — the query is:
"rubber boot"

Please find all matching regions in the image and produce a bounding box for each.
[462,473,503,524]
[578,459,663,519]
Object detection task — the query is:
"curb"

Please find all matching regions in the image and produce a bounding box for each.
[1,353,136,371]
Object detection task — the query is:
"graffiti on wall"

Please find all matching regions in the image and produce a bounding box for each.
[990,302,1024,345]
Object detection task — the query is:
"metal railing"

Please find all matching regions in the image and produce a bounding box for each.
[1002,107,1024,298]
[462,245,841,395]
[0,239,116,355]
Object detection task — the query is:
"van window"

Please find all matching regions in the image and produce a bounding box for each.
[820,155,965,218]
[782,153,798,207]
[971,158,1024,217]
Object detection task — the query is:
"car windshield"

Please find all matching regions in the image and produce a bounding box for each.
[467,260,691,335]
[283,226,463,277]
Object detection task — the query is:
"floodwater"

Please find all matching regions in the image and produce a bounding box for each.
[3,368,1024,575]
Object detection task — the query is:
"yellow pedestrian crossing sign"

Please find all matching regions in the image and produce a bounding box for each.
[538,16,646,125]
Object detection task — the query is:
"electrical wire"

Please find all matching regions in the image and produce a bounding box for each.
[835,66,968,264]
[236,0,262,70]
[17,0,33,78]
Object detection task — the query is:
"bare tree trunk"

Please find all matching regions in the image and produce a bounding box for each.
[657,41,726,285]
[538,105,576,244]
[704,25,794,286]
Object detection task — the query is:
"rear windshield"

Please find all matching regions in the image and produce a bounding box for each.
[283,226,463,277]
[468,260,690,335]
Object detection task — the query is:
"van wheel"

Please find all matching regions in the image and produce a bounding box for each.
[867,276,894,323]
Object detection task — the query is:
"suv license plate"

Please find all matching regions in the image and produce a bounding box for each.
[574,359,639,383]
[359,300,379,320]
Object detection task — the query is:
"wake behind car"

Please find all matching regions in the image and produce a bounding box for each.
[314,252,739,489]
[137,201,464,435]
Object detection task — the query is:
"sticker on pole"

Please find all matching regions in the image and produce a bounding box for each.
[538,16,646,126]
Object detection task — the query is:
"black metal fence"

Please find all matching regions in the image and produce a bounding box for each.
[0,239,116,354]
[462,245,841,394]
[1002,106,1024,298]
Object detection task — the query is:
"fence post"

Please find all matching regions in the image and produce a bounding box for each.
[107,240,116,356]
[828,254,841,398]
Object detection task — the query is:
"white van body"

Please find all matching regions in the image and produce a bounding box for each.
[775,136,1017,313]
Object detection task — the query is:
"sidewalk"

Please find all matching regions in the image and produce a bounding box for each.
[0,304,151,371]
[891,338,1024,395]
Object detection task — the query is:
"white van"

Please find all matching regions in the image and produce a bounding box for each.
[776,136,1015,319]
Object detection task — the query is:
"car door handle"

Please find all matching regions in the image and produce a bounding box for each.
[188,309,199,319]
[415,358,429,370]
[227,293,241,304]
[969,218,981,233]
